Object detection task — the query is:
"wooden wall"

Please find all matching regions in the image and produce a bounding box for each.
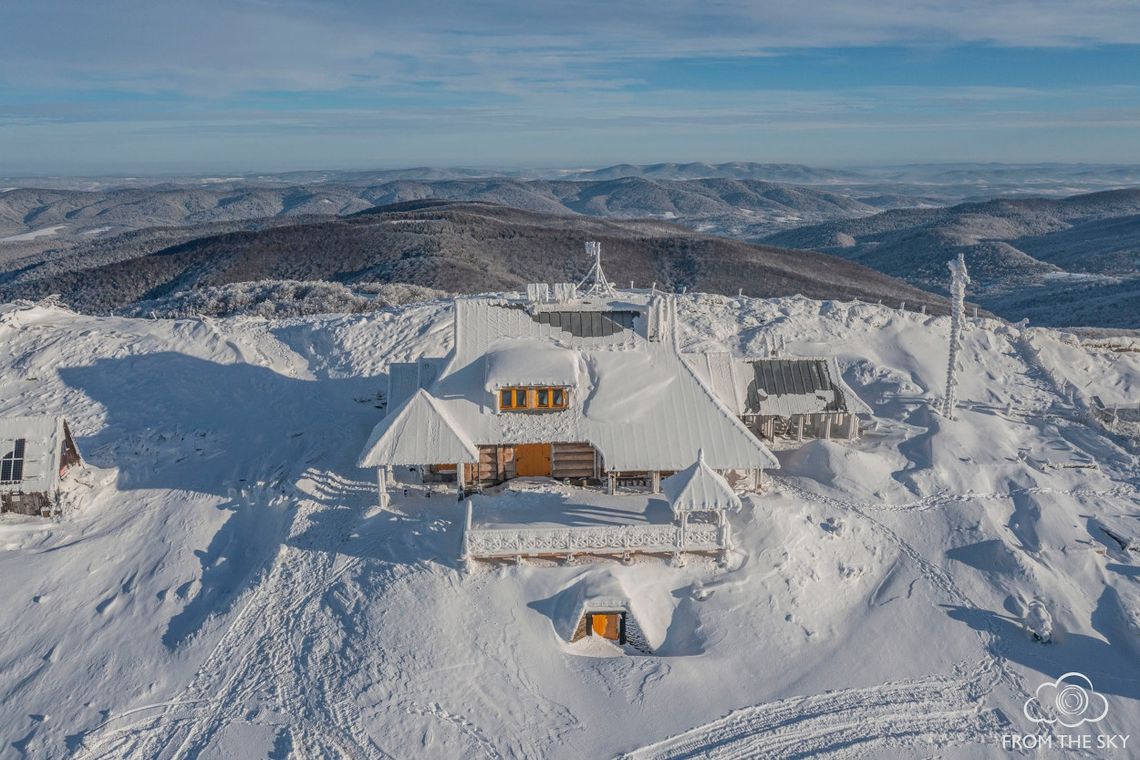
[0,491,52,516]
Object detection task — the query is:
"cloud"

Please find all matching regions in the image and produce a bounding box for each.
[3,1,1140,97]
[1023,672,1110,729]
[2,1,1140,170]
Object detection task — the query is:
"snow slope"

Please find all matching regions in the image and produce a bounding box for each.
[0,294,1137,759]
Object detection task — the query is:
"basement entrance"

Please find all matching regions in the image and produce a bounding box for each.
[590,612,625,642]
[515,443,552,477]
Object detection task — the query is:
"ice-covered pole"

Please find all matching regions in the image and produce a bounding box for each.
[941,253,970,419]
[577,241,616,297]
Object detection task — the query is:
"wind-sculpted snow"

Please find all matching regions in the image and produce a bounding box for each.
[0,293,1137,758]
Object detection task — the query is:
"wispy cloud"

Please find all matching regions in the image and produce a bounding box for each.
[2,1,1140,171]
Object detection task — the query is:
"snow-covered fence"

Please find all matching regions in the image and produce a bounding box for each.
[460,502,729,561]
[1090,397,1140,439]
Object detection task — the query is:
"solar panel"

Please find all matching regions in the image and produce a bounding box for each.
[530,310,639,338]
[1,438,26,483]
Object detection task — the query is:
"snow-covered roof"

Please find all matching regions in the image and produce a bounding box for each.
[550,571,633,642]
[358,389,480,467]
[0,416,67,494]
[360,294,777,472]
[387,363,420,413]
[547,569,671,649]
[685,352,746,415]
[662,449,742,516]
[387,357,447,412]
[690,354,870,418]
[483,341,582,391]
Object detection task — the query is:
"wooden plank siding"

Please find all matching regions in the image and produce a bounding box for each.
[551,442,598,480]
[462,442,599,485]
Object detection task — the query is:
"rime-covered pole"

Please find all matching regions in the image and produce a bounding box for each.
[578,241,616,297]
[941,253,970,419]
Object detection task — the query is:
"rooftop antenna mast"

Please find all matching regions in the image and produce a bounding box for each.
[578,241,616,297]
[941,252,970,420]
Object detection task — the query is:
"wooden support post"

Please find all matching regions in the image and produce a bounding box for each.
[651,471,661,494]
[608,471,617,495]
[822,415,832,440]
[459,499,473,565]
[796,415,804,442]
[377,467,390,509]
[456,461,466,497]
[847,414,858,440]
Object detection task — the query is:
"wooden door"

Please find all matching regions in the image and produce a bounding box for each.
[591,613,622,641]
[514,444,552,477]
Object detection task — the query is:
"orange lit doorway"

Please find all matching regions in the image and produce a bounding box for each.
[591,613,623,641]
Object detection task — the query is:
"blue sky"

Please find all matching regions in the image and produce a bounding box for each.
[2,0,1139,174]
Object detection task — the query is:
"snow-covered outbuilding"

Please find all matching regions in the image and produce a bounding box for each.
[359,288,778,503]
[549,571,660,653]
[0,416,82,516]
[688,353,869,442]
[662,449,741,526]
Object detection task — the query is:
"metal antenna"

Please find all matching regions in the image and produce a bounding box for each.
[577,241,616,297]
[941,253,970,419]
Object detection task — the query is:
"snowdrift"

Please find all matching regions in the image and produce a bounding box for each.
[0,294,1137,759]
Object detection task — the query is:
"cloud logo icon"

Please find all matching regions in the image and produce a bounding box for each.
[1023,672,1109,728]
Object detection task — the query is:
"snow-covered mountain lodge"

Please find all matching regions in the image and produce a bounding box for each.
[0,416,82,517]
[358,286,778,503]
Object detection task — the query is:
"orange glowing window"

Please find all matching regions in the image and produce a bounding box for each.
[499,386,569,412]
[500,387,527,410]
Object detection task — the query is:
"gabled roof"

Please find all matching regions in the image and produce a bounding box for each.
[387,357,448,413]
[662,449,741,516]
[0,416,72,494]
[358,389,479,467]
[360,295,778,472]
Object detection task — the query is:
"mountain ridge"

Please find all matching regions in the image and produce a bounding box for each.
[0,200,953,316]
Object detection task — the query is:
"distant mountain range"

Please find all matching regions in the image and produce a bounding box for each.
[0,177,878,246]
[763,190,1140,328]
[0,200,951,315]
[9,160,1139,198]
[3,165,1138,327]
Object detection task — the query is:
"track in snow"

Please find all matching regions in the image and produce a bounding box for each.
[73,474,411,760]
[627,670,1004,760]
[630,473,1104,760]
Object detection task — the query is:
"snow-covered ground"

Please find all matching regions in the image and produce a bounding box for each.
[0,225,67,243]
[0,294,1137,759]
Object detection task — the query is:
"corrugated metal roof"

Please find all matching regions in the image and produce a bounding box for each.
[744,358,849,416]
[685,352,743,415]
[662,449,741,516]
[0,416,65,494]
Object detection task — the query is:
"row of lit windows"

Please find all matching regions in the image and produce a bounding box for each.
[499,386,569,412]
